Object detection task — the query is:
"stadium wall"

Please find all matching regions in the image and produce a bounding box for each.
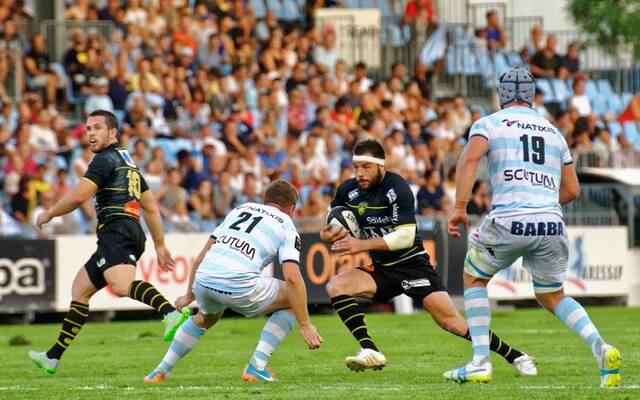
[1,226,638,313]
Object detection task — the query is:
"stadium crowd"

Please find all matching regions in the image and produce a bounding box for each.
[0,0,639,237]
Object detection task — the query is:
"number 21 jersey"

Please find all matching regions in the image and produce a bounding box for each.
[197,203,301,293]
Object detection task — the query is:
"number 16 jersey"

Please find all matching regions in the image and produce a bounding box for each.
[469,106,573,218]
[197,203,302,293]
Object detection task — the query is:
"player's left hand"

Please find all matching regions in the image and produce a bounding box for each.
[156,245,176,272]
[36,211,51,231]
[331,236,365,256]
[448,209,469,237]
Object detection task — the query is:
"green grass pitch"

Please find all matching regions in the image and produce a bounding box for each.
[1,306,638,399]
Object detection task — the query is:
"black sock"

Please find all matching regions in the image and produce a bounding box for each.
[46,301,89,360]
[463,329,523,364]
[331,295,378,351]
[128,280,175,316]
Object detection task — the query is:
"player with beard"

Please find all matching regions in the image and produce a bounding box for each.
[320,139,536,375]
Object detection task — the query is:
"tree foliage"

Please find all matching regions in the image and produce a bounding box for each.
[568,0,640,60]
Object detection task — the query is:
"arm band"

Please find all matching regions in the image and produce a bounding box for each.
[383,224,416,251]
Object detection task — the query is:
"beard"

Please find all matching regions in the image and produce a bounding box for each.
[357,167,383,190]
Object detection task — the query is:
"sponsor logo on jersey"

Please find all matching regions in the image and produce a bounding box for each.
[295,236,301,252]
[348,189,359,200]
[240,205,284,223]
[357,202,367,215]
[366,216,390,224]
[123,200,141,219]
[516,122,555,133]
[401,278,431,290]
[502,118,519,127]
[218,234,257,259]
[391,203,400,223]
[386,188,397,203]
[503,169,557,189]
[97,257,106,268]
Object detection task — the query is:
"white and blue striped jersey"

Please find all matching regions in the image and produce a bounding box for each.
[469,106,573,217]
[195,203,301,293]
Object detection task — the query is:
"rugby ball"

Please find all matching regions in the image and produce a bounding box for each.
[326,206,361,238]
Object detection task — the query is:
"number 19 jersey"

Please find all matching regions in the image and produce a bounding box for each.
[196,203,301,293]
[469,106,573,218]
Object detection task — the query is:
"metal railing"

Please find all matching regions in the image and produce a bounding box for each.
[574,149,640,169]
[505,16,543,54]
[434,0,468,25]
[468,1,507,29]
[39,20,115,63]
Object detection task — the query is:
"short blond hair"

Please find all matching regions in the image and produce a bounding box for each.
[264,180,299,209]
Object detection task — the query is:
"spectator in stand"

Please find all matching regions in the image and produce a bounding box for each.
[532,89,552,120]
[84,77,114,115]
[352,61,373,94]
[561,42,589,81]
[530,35,564,79]
[232,173,262,208]
[29,110,58,158]
[188,178,216,222]
[31,189,76,236]
[568,78,592,117]
[417,168,445,216]
[299,189,328,219]
[521,25,544,64]
[467,180,491,215]
[612,134,640,168]
[484,10,506,51]
[390,62,408,84]
[156,167,188,219]
[313,25,339,75]
[24,33,62,106]
[170,200,199,232]
[403,0,435,26]
[11,175,31,224]
[450,95,471,137]
[0,19,21,96]
[592,128,619,167]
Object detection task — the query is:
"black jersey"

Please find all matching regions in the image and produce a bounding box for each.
[331,172,426,266]
[83,144,149,230]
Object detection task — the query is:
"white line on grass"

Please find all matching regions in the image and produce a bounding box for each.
[520,385,640,390]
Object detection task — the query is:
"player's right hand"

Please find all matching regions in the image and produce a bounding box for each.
[175,293,195,311]
[299,324,323,350]
[156,245,176,272]
[35,210,51,231]
[448,209,469,237]
[320,224,348,243]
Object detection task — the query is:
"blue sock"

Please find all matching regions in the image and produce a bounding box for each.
[250,310,296,370]
[158,316,206,374]
[554,297,604,360]
[464,287,491,365]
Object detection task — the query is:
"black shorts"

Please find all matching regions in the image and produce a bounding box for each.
[85,218,146,290]
[361,254,447,303]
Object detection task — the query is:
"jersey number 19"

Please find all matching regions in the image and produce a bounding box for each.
[519,134,545,165]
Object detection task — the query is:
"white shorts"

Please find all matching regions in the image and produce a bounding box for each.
[466,212,569,293]
[193,276,281,317]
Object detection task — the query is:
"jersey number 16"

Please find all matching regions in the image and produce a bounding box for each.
[127,170,141,199]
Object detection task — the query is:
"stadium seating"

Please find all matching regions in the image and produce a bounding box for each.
[251,0,267,19]
[266,0,284,20]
